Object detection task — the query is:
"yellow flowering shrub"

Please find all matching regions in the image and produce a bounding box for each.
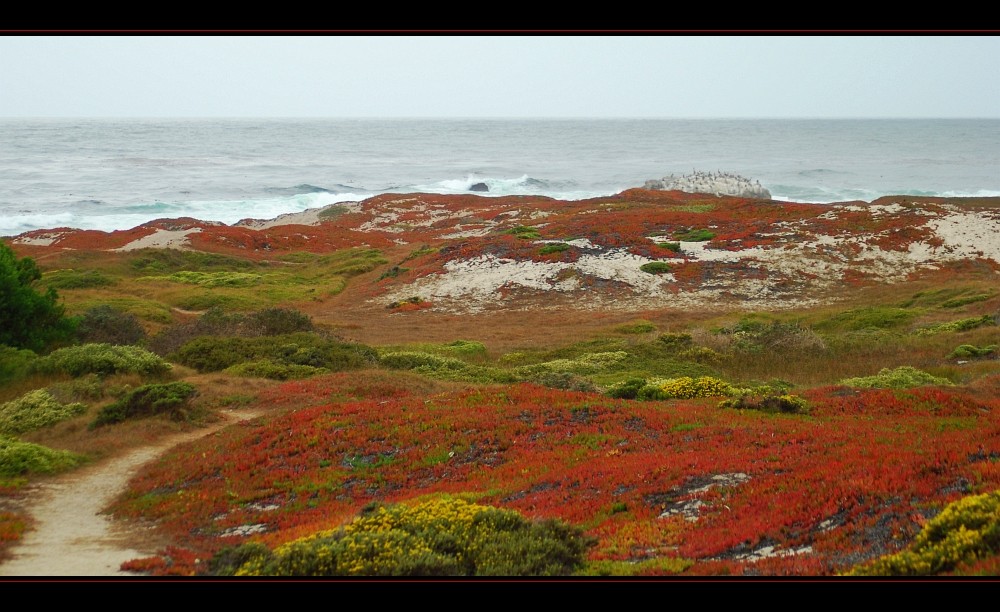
[224,497,595,576]
[845,490,1000,576]
[639,376,736,400]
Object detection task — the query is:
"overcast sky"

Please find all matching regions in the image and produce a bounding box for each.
[2,36,997,118]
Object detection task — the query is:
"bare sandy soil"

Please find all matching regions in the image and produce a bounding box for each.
[0,409,260,577]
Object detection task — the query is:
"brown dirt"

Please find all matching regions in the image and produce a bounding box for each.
[0,409,261,577]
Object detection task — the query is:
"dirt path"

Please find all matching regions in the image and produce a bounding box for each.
[0,409,260,577]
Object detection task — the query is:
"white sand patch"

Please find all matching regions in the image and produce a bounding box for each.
[925,209,1000,261]
[114,228,202,252]
[439,225,495,239]
[12,232,65,246]
[382,249,676,313]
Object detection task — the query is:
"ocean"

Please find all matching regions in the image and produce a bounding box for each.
[2,118,998,237]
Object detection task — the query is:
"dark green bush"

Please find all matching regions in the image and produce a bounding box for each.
[76,305,147,346]
[0,345,36,385]
[657,242,682,253]
[149,307,316,356]
[0,242,77,351]
[245,308,314,336]
[605,378,647,400]
[639,262,672,275]
[657,333,694,351]
[91,381,198,428]
[718,393,810,414]
[170,333,377,373]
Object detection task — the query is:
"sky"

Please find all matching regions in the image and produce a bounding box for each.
[2,36,998,118]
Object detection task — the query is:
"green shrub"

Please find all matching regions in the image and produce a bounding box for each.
[948,344,997,360]
[170,333,376,373]
[657,333,694,350]
[605,378,648,400]
[657,242,682,253]
[91,381,197,428]
[317,205,349,219]
[33,344,172,377]
[76,305,147,346]
[0,389,86,435]
[941,294,992,309]
[529,371,598,393]
[838,366,954,389]
[505,226,541,239]
[0,435,86,477]
[223,360,329,380]
[0,242,77,352]
[379,352,467,372]
[845,491,1000,576]
[915,315,997,336]
[226,497,595,576]
[719,319,826,354]
[718,393,809,414]
[639,262,672,275]
[377,266,408,281]
[245,308,313,336]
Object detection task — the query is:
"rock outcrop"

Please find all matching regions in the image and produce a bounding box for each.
[644,171,771,199]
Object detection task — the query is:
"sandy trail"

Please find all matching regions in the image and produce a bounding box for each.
[0,409,260,577]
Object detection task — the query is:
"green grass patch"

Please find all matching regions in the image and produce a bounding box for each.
[538,243,570,255]
[814,307,918,332]
[42,269,117,290]
[613,320,657,334]
[505,226,541,240]
[673,228,715,242]
[656,242,682,253]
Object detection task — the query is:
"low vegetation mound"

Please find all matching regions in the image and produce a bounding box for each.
[0,435,87,478]
[0,389,86,435]
[32,344,172,377]
[91,381,198,428]
[838,366,954,389]
[215,497,595,577]
[846,490,1000,576]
